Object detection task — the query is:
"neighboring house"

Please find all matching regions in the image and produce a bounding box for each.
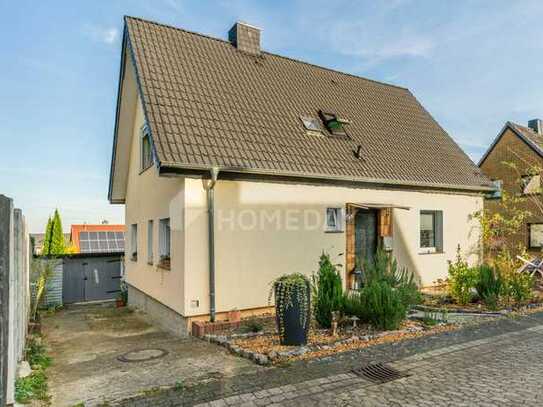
[30,233,70,256]
[39,224,126,307]
[108,17,492,335]
[69,224,125,254]
[479,120,543,254]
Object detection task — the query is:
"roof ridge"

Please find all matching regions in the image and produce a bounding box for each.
[509,121,537,133]
[123,15,409,92]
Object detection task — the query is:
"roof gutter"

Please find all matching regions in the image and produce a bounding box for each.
[159,163,494,193]
[202,167,219,322]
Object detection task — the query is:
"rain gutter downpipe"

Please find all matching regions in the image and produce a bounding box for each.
[205,167,219,322]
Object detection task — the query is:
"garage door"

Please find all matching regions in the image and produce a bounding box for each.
[63,256,122,304]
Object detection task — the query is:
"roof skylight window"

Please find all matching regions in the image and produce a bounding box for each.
[319,110,350,136]
[300,116,322,132]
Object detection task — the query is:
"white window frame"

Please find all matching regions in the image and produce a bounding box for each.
[159,218,171,260]
[130,223,138,260]
[147,220,154,264]
[325,208,344,232]
[489,179,503,199]
[419,210,443,254]
[529,223,543,249]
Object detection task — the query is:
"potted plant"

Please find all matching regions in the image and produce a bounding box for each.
[269,273,311,346]
[158,255,171,270]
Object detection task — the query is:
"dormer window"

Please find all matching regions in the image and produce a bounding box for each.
[319,110,349,136]
[141,124,153,171]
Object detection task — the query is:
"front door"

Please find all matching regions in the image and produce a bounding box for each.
[354,209,378,269]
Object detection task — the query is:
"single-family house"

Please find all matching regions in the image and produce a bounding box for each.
[108,17,492,335]
[479,120,543,254]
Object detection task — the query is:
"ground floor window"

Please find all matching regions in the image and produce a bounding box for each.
[529,223,543,248]
[159,218,171,261]
[130,224,138,260]
[326,207,344,232]
[420,210,443,253]
[147,220,154,264]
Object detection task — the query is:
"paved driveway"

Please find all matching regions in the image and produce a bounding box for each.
[42,303,262,406]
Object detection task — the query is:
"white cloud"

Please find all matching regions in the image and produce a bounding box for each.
[83,24,119,45]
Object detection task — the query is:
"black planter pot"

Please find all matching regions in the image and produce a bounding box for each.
[275,281,310,346]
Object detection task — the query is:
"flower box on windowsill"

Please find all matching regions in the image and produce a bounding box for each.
[157,256,171,270]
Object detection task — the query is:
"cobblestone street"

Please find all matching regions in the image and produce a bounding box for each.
[196,323,543,407]
[44,305,543,406]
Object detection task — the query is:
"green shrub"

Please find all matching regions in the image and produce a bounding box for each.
[504,272,534,304]
[363,248,421,308]
[362,281,407,330]
[242,319,264,333]
[312,252,344,328]
[475,264,503,310]
[341,291,368,322]
[448,246,477,305]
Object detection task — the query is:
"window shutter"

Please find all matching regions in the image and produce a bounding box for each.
[435,211,443,252]
[379,208,392,237]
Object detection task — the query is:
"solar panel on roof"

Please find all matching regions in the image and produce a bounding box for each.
[78,230,125,254]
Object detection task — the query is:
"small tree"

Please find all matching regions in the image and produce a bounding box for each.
[42,209,66,256]
[41,217,52,256]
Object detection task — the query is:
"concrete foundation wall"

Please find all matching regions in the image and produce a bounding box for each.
[127,284,188,337]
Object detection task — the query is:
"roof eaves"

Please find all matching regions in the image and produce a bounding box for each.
[108,24,128,203]
[159,162,493,193]
[108,17,162,204]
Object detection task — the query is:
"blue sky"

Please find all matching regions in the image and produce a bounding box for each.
[2,0,543,233]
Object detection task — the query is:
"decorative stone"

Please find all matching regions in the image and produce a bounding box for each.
[254,354,269,365]
[268,350,278,360]
[17,361,32,379]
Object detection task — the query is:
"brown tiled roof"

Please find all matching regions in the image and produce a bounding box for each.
[509,122,543,153]
[478,122,543,167]
[123,16,491,191]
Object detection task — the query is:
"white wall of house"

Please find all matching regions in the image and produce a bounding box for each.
[120,58,483,321]
[124,98,187,316]
[182,179,482,317]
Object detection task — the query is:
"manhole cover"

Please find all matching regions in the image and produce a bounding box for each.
[118,348,168,363]
[352,362,409,384]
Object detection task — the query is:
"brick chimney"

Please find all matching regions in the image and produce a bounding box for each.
[528,119,543,134]
[228,22,261,55]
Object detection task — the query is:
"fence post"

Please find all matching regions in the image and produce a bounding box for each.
[0,195,13,407]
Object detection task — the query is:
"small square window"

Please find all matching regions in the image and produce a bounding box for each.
[300,116,322,132]
[488,179,502,199]
[529,223,543,248]
[325,208,344,232]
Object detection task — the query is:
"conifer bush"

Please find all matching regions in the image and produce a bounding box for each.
[312,252,344,328]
